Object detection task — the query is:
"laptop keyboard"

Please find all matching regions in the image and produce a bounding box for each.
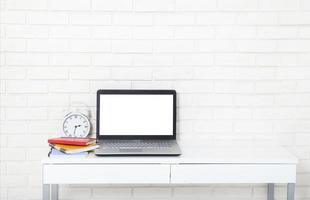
[101,140,173,149]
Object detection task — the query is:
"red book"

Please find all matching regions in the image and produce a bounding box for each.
[48,137,96,146]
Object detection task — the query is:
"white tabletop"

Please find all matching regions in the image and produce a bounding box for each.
[42,140,298,164]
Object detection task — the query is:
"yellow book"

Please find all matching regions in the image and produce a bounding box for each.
[49,143,99,154]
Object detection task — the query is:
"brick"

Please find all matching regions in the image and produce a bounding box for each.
[256,54,298,66]
[26,12,68,25]
[69,13,111,25]
[215,26,257,39]
[93,187,131,198]
[0,175,28,187]
[28,67,69,79]
[60,187,92,199]
[154,40,195,53]
[28,94,70,107]
[49,81,90,93]
[234,121,273,133]
[132,27,174,39]
[236,40,277,52]
[154,14,195,25]
[111,68,152,80]
[92,26,132,39]
[237,13,278,25]
[69,40,111,52]
[112,40,152,53]
[90,81,131,92]
[258,27,298,39]
[6,25,49,38]
[194,67,235,79]
[173,187,212,198]
[233,94,274,106]
[277,40,310,52]
[132,81,174,89]
[213,187,252,198]
[112,13,152,25]
[0,67,27,79]
[50,26,91,39]
[70,67,111,80]
[279,12,310,25]
[27,39,69,52]
[133,55,174,66]
[176,0,217,10]
[0,121,28,134]
[133,187,171,198]
[134,0,175,11]
[174,81,213,93]
[6,53,49,65]
[213,80,255,93]
[0,11,26,24]
[276,67,310,79]
[6,80,48,93]
[259,0,299,10]
[274,120,310,133]
[218,0,258,10]
[193,120,233,133]
[175,27,215,39]
[299,27,310,38]
[7,0,47,10]
[49,54,91,66]
[300,0,310,10]
[153,67,194,80]
[93,0,132,11]
[196,40,235,52]
[6,108,48,120]
[0,94,27,107]
[192,94,234,106]
[175,54,214,66]
[275,94,310,106]
[50,0,90,10]
[93,54,132,66]
[214,108,252,119]
[214,54,256,66]
[196,13,236,25]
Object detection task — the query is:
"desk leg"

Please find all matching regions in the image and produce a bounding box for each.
[43,184,58,200]
[268,183,274,200]
[43,184,50,200]
[51,184,58,200]
[287,183,295,200]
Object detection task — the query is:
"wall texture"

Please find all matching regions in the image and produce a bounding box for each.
[1,0,310,199]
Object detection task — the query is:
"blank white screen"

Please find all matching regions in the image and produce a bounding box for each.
[99,94,173,136]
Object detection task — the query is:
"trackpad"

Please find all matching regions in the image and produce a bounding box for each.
[119,149,143,152]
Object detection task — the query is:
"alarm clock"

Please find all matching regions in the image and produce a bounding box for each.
[62,112,91,138]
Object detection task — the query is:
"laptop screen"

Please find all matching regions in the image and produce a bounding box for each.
[98,93,175,137]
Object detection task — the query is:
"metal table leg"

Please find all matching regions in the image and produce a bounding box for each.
[43,184,58,200]
[51,184,58,200]
[268,183,275,200]
[43,184,50,200]
[287,183,295,200]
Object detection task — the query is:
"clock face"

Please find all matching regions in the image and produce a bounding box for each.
[62,113,90,137]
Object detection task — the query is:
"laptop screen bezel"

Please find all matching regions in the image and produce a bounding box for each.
[96,89,177,140]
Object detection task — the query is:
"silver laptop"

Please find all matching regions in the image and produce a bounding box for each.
[95,90,181,156]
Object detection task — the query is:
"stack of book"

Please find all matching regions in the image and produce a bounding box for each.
[48,137,99,156]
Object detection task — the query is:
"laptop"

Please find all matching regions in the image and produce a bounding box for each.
[95,89,181,156]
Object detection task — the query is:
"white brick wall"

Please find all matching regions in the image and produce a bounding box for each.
[1,0,310,199]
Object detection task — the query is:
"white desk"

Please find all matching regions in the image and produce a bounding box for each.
[42,142,298,200]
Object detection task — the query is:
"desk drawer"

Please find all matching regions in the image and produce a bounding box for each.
[43,164,170,184]
[171,164,296,184]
